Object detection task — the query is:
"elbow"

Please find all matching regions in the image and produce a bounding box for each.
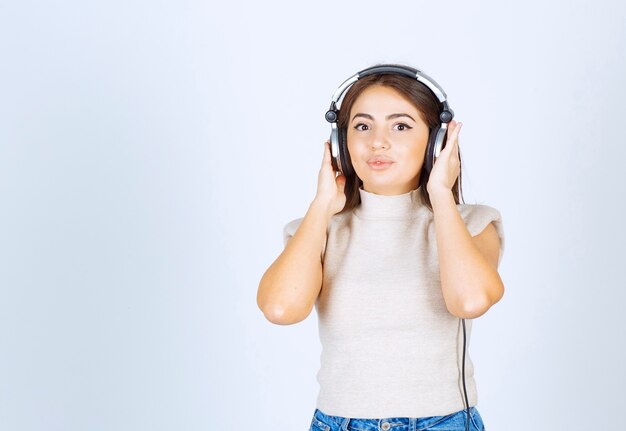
[263,305,308,325]
[448,282,504,319]
[449,299,489,319]
[256,273,317,325]
[257,276,289,324]
[459,299,490,319]
[259,301,309,326]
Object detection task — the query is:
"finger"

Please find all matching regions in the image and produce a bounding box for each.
[323,140,331,163]
[439,128,460,161]
[337,174,346,192]
[454,123,463,137]
[447,120,456,135]
[449,121,462,141]
[452,125,461,162]
[441,123,457,151]
[446,123,461,154]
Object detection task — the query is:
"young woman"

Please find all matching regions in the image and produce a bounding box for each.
[257,64,504,431]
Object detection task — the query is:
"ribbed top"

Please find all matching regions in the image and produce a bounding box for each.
[282,191,506,419]
[354,186,427,220]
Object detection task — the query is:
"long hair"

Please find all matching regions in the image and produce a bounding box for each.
[335,70,464,214]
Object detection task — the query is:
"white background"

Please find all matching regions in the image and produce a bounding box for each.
[1,1,624,430]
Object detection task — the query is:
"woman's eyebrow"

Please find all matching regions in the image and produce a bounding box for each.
[351,113,416,122]
[351,113,374,122]
[386,113,416,122]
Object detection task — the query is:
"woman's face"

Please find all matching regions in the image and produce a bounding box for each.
[347,84,430,195]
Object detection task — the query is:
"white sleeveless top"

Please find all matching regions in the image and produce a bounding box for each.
[283,186,505,418]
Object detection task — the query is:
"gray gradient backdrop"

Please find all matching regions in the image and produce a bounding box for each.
[1,1,624,430]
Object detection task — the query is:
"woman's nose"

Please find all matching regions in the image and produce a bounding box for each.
[370,129,390,150]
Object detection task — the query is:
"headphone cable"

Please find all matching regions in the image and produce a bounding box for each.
[462,318,470,431]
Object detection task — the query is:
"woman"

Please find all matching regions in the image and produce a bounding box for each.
[257,64,504,431]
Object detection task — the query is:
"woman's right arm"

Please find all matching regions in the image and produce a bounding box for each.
[256,199,332,325]
[257,141,346,325]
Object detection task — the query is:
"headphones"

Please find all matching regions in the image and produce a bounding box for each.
[324,64,454,180]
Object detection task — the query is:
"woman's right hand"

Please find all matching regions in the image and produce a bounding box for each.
[314,140,347,218]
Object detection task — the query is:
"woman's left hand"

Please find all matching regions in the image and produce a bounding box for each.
[426,120,462,196]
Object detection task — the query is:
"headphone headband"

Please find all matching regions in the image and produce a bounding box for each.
[328,64,449,118]
[358,64,418,78]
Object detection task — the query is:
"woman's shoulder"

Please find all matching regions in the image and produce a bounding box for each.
[456,202,502,217]
[282,217,304,246]
[282,211,351,247]
[455,202,505,243]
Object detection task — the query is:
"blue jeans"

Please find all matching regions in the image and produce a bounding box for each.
[309,407,486,431]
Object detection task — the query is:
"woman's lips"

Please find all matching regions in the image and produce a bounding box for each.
[367,161,394,170]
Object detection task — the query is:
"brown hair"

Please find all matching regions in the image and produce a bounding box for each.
[335,71,465,214]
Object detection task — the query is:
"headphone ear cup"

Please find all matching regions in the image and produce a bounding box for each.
[423,125,449,178]
[338,127,354,177]
[423,126,440,178]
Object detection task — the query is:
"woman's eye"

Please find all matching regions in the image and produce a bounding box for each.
[394,123,412,131]
[354,123,369,131]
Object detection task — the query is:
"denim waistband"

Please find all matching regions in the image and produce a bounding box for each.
[313,406,478,431]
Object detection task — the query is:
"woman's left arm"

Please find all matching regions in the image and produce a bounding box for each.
[430,190,504,319]
[427,120,505,319]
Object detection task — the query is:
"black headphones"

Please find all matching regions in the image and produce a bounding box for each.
[324,64,454,180]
